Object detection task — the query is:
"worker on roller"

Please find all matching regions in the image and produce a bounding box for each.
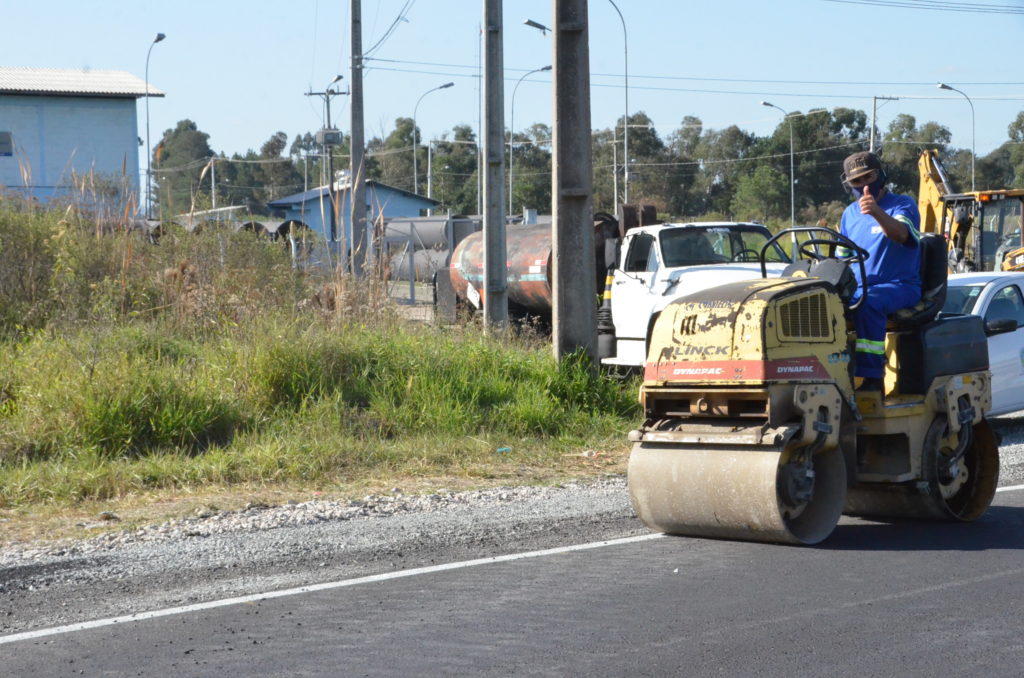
[839,151,922,392]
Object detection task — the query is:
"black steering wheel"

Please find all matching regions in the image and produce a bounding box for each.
[759,227,870,310]
[731,248,760,262]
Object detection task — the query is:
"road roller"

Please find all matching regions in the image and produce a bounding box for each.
[628,227,1004,544]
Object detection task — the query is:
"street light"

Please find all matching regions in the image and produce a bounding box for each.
[761,100,795,227]
[938,83,976,191]
[412,82,454,196]
[523,19,550,34]
[608,0,629,209]
[509,65,551,217]
[144,32,166,220]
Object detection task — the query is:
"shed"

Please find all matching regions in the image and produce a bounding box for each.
[267,171,441,256]
[0,66,162,203]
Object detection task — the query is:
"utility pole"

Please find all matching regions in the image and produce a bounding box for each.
[551,0,596,363]
[350,0,367,277]
[476,22,484,217]
[870,95,898,153]
[306,78,345,244]
[482,0,508,330]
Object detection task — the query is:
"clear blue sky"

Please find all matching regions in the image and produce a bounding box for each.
[8,0,1024,173]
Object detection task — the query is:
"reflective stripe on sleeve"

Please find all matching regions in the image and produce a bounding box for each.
[895,214,920,241]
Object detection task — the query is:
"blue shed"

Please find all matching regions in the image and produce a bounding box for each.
[0,67,161,204]
[267,171,441,255]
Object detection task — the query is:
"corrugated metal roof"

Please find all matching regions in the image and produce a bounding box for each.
[268,178,441,208]
[0,66,163,98]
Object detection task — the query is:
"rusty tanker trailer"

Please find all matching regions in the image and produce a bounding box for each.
[445,215,619,317]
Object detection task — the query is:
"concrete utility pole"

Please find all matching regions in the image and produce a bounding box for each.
[870,95,898,153]
[350,0,367,276]
[482,0,508,330]
[306,76,344,244]
[551,0,596,363]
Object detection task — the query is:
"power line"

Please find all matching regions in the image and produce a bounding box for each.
[821,0,1024,13]
[363,64,1024,103]
[365,56,1024,87]
[363,0,415,58]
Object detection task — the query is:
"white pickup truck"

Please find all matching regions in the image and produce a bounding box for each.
[601,222,791,368]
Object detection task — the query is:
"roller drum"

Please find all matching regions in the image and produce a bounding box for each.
[628,442,847,545]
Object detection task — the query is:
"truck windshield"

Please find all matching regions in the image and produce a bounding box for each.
[980,198,1023,270]
[659,227,788,267]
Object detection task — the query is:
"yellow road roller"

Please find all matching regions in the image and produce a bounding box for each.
[628,227,1005,544]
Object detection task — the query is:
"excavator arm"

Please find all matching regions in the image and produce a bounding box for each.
[918,149,953,236]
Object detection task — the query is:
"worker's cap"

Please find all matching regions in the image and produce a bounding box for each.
[843,151,882,181]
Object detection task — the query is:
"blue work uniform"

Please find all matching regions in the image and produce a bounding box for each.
[839,192,922,379]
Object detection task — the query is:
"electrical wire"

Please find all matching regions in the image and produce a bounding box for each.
[364,56,1024,87]
[363,0,415,59]
[821,0,1024,13]
[362,65,1024,102]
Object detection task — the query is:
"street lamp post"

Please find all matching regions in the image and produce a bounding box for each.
[509,65,551,217]
[412,82,454,196]
[762,100,795,227]
[144,32,166,220]
[938,83,976,191]
[608,0,629,207]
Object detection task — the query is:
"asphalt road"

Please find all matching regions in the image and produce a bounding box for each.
[5,489,1024,677]
[4,414,1024,677]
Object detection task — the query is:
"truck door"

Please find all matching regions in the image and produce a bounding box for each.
[984,282,1024,413]
[611,232,659,344]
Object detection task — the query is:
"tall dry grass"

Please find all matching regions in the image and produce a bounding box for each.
[0,199,639,508]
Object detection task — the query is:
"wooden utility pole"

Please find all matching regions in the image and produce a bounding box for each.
[349,0,367,277]
[551,0,596,362]
[482,0,508,329]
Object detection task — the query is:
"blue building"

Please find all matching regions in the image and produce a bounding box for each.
[0,67,161,204]
[268,171,440,252]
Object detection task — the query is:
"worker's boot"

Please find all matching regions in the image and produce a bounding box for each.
[856,377,883,392]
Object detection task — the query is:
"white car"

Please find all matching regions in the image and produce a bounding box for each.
[943,272,1024,415]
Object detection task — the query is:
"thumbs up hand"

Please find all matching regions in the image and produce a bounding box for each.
[859,184,879,216]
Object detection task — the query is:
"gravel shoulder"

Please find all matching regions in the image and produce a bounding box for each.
[4,412,1024,637]
[0,476,641,635]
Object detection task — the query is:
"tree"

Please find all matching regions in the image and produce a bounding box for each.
[427,124,478,215]
[977,142,1015,191]
[591,127,616,212]
[153,119,214,216]
[253,131,304,204]
[508,123,551,215]
[730,165,788,222]
[1006,111,1024,188]
[368,117,415,192]
[620,112,680,213]
[880,114,951,196]
[688,125,756,217]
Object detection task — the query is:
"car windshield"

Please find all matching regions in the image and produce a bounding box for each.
[942,283,986,315]
[659,227,788,267]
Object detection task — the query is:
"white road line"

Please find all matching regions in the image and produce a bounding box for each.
[996,484,1024,493]
[0,533,664,646]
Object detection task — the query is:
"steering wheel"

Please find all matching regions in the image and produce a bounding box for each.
[759,227,870,310]
[731,248,760,262]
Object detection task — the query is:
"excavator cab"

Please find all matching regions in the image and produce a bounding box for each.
[918,148,1024,272]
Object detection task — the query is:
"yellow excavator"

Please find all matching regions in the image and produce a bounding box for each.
[918,149,1024,272]
[628,226,1006,544]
